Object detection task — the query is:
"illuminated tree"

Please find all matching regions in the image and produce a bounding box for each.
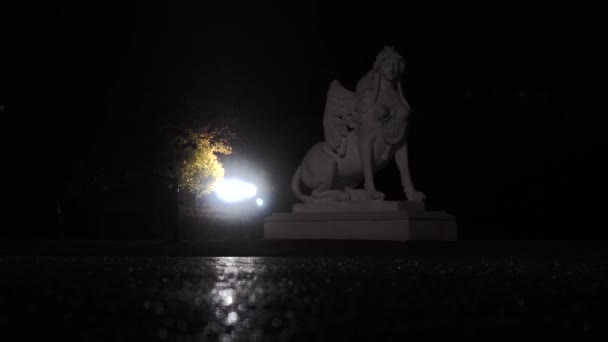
[173,127,233,197]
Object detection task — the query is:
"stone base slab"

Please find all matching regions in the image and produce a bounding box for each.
[264,210,457,241]
[292,200,425,213]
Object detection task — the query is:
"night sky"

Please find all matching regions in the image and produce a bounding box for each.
[2,1,606,239]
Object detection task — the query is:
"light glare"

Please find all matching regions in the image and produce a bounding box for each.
[256,198,264,206]
[215,178,257,202]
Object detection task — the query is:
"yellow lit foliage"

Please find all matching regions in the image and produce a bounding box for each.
[175,128,233,197]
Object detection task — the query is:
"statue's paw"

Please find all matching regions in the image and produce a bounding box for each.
[336,191,351,202]
[367,190,385,201]
[406,191,426,203]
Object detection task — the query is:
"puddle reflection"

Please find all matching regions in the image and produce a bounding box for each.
[202,257,264,340]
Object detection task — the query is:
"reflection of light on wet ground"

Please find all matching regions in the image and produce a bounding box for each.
[207,257,261,337]
[2,256,605,340]
[218,289,234,306]
[227,311,239,325]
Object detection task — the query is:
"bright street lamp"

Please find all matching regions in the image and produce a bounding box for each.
[214,178,257,203]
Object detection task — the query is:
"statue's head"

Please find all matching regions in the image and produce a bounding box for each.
[373,46,405,82]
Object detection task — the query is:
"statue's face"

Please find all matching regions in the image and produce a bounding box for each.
[379,57,405,81]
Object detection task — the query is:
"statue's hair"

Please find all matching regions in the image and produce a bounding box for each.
[372,46,405,72]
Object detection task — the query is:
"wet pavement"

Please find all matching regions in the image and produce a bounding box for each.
[1,256,607,340]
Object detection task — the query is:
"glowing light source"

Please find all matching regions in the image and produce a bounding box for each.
[215,178,257,203]
[256,198,264,206]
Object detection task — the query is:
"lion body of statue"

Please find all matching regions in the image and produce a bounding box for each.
[291,47,426,203]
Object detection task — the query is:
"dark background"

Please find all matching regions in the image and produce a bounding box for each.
[1,0,606,239]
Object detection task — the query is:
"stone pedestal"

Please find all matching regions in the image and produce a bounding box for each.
[264,201,457,241]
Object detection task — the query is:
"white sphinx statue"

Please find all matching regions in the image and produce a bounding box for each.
[291,46,426,203]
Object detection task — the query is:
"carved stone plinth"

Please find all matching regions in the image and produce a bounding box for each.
[292,200,424,213]
[264,201,457,241]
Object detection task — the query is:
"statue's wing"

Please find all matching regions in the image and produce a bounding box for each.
[322,80,356,156]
